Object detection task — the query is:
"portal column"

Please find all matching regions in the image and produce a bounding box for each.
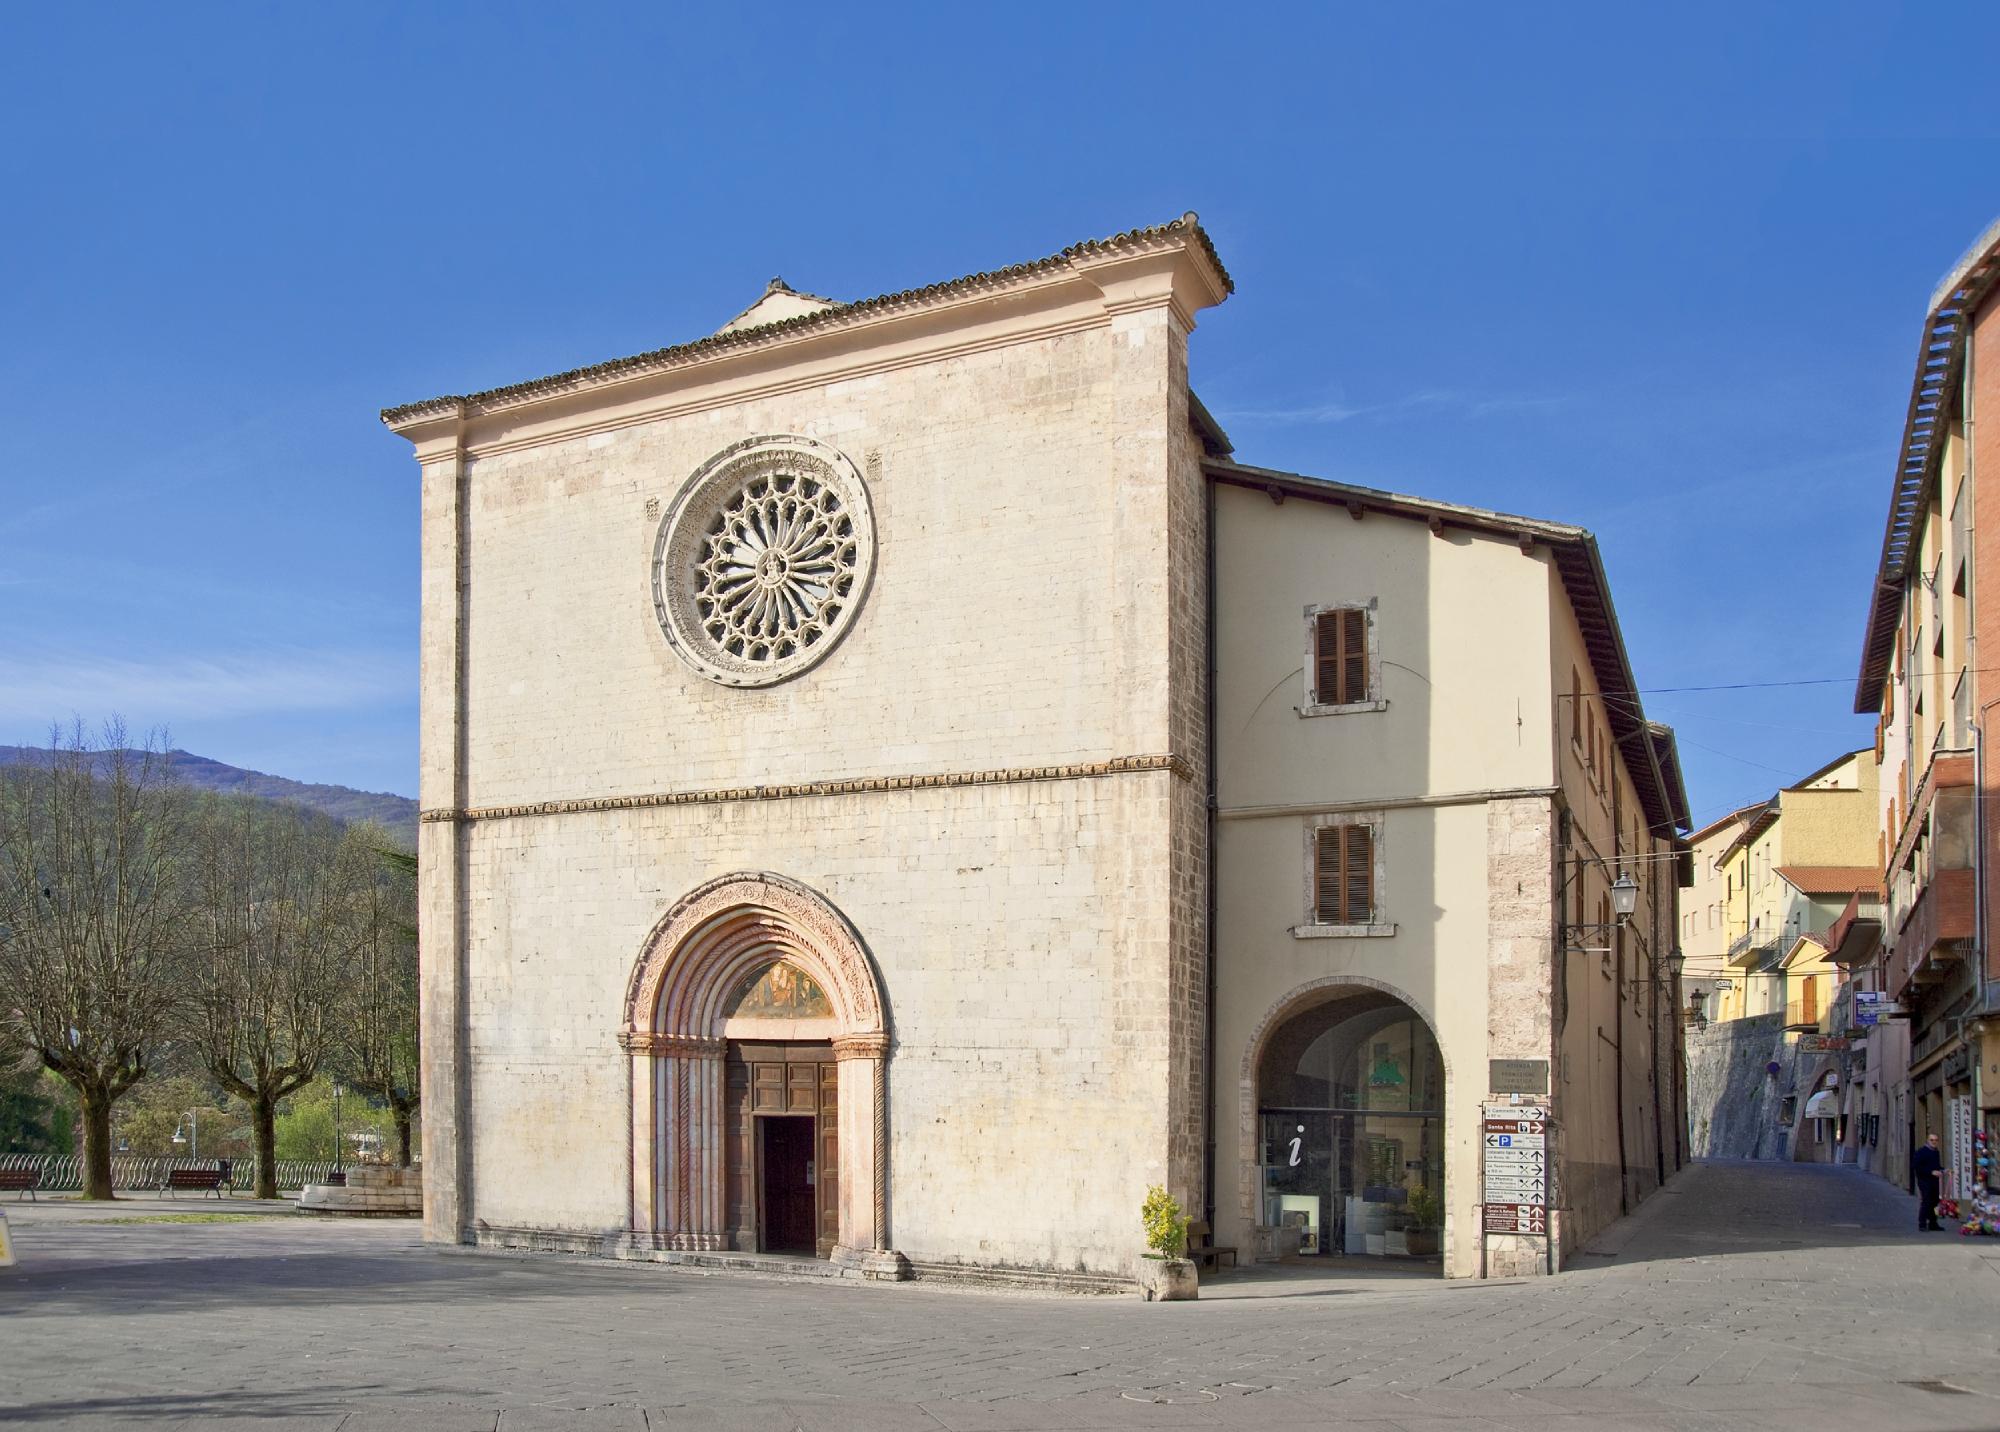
[831,1032,909,1278]
[618,1030,660,1246]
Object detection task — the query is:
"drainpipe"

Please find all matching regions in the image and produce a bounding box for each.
[1613,860,1629,1217]
[1969,331,1990,1054]
[1650,834,1666,1191]
[1202,473,1219,1231]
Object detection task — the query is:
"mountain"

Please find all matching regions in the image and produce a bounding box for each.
[0,747,418,846]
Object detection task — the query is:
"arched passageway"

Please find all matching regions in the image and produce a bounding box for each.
[1247,984,1446,1267]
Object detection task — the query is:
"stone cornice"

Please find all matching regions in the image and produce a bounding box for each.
[382,216,1230,438]
[422,752,1193,825]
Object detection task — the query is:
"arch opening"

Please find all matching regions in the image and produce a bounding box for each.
[1243,980,1447,1269]
[620,873,897,1269]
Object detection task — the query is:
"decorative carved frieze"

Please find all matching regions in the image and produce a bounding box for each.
[831,1032,889,1061]
[419,751,1194,824]
[617,1030,725,1059]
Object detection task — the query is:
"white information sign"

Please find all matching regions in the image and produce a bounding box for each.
[1952,1095,1975,1200]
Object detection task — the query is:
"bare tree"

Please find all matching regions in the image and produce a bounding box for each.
[0,724,194,1199]
[334,827,419,1165]
[187,796,359,1199]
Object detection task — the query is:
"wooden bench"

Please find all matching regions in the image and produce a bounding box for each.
[1186,1220,1237,1273]
[162,1168,226,1199]
[0,1167,41,1201]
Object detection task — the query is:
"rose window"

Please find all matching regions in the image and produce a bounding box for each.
[651,436,876,687]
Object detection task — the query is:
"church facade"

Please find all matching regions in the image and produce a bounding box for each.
[387,217,1689,1284]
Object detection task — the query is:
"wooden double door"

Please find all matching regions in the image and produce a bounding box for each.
[725,1041,838,1256]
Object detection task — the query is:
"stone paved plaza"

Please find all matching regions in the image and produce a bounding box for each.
[5,1160,2000,1430]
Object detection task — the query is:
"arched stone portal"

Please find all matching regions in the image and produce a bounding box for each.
[1240,976,1449,1269]
[621,872,906,1276]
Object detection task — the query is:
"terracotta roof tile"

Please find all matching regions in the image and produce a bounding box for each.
[383,214,1231,426]
[1775,865,1881,896]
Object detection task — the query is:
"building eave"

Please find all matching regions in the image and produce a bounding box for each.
[1717,799,1781,866]
[1689,799,1767,849]
[1855,217,2000,713]
[383,214,1233,432]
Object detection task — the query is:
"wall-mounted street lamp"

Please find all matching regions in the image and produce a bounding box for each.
[1632,947,1686,985]
[1560,863,1641,954]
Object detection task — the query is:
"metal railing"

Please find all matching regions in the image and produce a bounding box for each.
[0,1153,342,1192]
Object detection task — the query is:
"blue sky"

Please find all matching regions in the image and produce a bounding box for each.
[2,4,1996,821]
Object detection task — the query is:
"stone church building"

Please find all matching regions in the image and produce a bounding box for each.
[386,216,1690,1284]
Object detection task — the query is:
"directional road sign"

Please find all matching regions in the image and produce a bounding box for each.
[1483,1203,1548,1234]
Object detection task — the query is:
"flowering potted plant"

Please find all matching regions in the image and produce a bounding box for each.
[1137,1185,1198,1301]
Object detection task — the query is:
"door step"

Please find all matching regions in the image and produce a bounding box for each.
[624,1246,846,1279]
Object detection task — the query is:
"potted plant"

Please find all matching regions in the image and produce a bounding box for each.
[1404,1184,1443,1257]
[1137,1185,1198,1301]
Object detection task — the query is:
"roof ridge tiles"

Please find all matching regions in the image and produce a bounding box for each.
[383,214,1231,427]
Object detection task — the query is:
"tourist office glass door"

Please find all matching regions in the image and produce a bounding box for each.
[1258,993,1445,1261]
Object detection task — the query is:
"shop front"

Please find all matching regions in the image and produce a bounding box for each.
[1256,990,1445,1265]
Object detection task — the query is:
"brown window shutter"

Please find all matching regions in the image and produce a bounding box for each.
[1314,826,1343,923]
[1314,612,1341,705]
[1343,824,1373,924]
[1341,608,1368,702]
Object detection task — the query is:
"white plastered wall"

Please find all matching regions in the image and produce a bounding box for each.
[1211,484,1558,1279]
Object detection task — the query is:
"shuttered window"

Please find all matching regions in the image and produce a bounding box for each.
[1313,824,1374,926]
[1313,607,1370,706]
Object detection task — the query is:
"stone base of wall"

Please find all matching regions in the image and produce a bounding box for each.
[460,1224,1135,1294]
[298,1165,422,1217]
[1485,1238,1551,1278]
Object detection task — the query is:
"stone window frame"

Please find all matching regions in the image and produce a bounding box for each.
[1300,599,1388,716]
[1292,810,1395,939]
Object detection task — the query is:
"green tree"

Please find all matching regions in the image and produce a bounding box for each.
[109,1072,243,1159]
[275,1078,399,1164]
[333,830,419,1164]
[0,1055,71,1156]
[0,726,195,1198]
[186,797,361,1198]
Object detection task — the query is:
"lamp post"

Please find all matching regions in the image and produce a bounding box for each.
[333,1083,344,1179]
[171,1108,198,1160]
[1558,863,1640,953]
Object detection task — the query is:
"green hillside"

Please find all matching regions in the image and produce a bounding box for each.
[0,746,417,846]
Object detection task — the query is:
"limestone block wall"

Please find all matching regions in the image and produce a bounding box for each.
[454,320,1171,814]
[404,237,1227,1275]
[457,772,1187,1278]
[1684,1013,1789,1159]
[1483,795,1556,1279]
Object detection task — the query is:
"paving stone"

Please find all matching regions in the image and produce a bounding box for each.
[2,1162,1995,1430]
[496,1410,650,1432]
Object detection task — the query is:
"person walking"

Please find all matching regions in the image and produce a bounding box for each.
[1914,1132,1946,1230]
